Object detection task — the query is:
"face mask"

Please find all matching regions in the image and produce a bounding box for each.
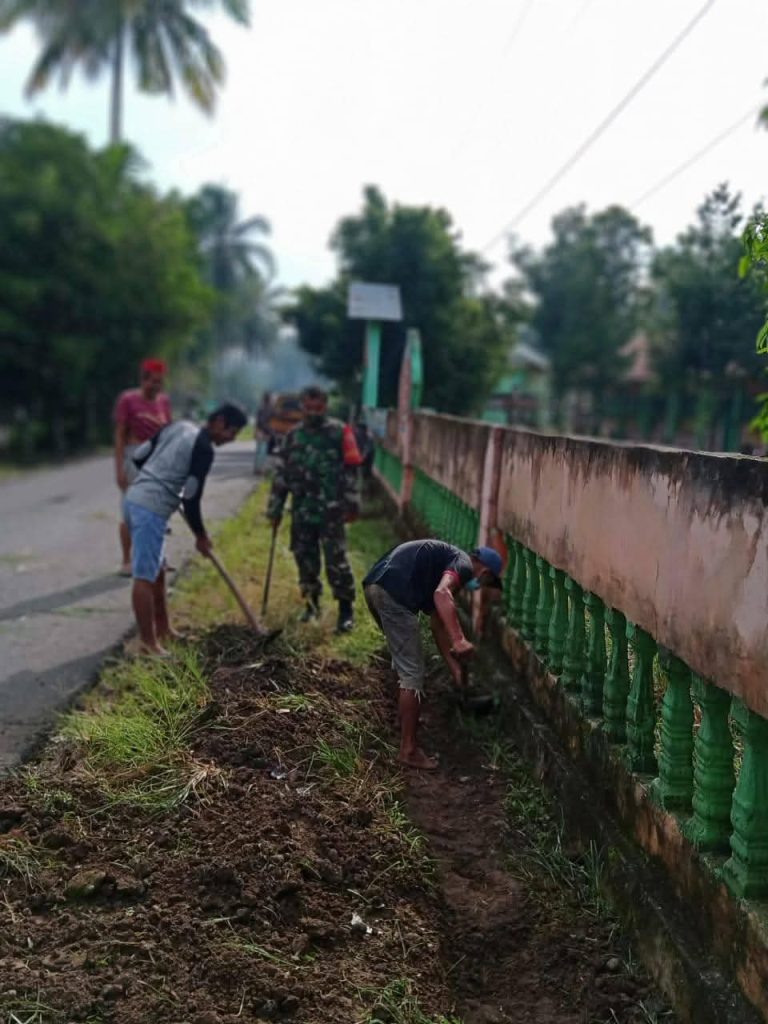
[466,577,482,592]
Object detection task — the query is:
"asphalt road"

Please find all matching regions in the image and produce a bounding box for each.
[0,441,257,769]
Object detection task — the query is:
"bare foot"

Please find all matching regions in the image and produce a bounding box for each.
[398,748,439,771]
[138,644,171,659]
[158,628,184,643]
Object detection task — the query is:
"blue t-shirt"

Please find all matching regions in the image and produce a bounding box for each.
[363,540,473,614]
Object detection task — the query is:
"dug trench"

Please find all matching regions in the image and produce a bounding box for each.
[0,620,672,1024]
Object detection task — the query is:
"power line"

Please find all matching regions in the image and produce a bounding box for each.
[448,0,535,160]
[481,0,718,253]
[631,105,761,209]
[566,0,595,33]
[500,0,536,61]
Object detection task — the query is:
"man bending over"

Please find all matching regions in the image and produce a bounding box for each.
[124,403,247,655]
[363,539,503,770]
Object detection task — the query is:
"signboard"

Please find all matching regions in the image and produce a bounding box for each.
[347,282,402,322]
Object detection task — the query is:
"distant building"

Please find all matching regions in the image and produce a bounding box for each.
[483,341,552,428]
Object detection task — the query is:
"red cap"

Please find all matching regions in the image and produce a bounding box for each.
[141,357,167,376]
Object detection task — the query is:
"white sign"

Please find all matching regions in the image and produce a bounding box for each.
[347,281,402,322]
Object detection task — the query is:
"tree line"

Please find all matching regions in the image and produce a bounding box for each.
[291,182,768,449]
[0,118,277,458]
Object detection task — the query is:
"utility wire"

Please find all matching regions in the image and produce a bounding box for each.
[448,0,535,159]
[500,0,536,61]
[566,0,595,33]
[631,104,761,209]
[481,0,718,252]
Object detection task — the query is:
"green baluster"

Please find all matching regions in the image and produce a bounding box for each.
[651,652,694,811]
[684,676,735,852]
[460,501,471,548]
[503,540,517,623]
[457,499,466,547]
[547,567,568,675]
[534,556,553,660]
[470,509,479,549]
[418,471,428,526]
[509,541,527,629]
[445,491,456,541]
[521,548,538,642]
[581,592,606,715]
[625,623,658,774]
[603,608,629,742]
[722,707,768,898]
[561,578,585,694]
[431,480,441,534]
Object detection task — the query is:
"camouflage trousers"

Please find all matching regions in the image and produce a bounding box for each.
[290,515,355,603]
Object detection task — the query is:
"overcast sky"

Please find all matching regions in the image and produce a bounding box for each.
[1,0,767,288]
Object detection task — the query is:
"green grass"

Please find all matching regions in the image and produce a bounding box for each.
[379,800,427,857]
[457,709,609,919]
[0,835,41,885]
[364,979,462,1024]
[62,646,217,809]
[3,995,61,1024]
[313,736,364,779]
[173,484,397,665]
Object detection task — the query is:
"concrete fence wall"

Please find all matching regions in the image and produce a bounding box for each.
[375,409,768,1020]
[494,430,768,719]
[380,413,768,717]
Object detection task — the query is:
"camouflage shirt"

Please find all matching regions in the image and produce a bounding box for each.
[267,417,362,525]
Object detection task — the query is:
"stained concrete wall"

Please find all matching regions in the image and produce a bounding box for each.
[408,416,768,718]
[410,413,490,508]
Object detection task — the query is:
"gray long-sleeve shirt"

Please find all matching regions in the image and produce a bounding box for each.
[125,420,214,536]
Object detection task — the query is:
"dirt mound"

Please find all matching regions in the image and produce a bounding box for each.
[0,651,449,1023]
[0,635,672,1023]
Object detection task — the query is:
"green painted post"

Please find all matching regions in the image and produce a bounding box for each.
[562,578,585,694]
[651,652,694,811]
[509,541,527,629]
[521,548,539,642]
[362,321,381,408]
[685,676,735,853]
[603,608,629,742]
[722,708,768,898]
[548,567,568,675]
[581,592,606,715]
[430,480,441,534]
[534,556,553,660]
[625,623,658,774]
[503,540,517,624]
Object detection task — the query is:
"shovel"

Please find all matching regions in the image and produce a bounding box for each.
[261,521,279,617]
[208,549,267,636]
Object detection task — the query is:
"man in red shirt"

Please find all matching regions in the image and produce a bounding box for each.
[114,358,173,575]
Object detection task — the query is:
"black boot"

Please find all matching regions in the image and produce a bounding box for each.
[336,599,354,634]
[300,597,320,622]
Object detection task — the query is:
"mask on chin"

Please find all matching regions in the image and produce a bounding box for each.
[465,577,482,592]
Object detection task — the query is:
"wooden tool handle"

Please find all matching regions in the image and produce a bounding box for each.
[208,550,264,634]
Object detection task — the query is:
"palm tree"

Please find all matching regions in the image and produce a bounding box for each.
[186,183,278,354]
[0,0,250,143]
[187,184,275,292]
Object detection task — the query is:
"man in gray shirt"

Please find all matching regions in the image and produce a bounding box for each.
[124,402,247,655]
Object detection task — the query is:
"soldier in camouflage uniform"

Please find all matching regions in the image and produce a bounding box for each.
[266,386,363,633]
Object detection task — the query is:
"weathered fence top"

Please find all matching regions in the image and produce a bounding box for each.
[384,412,768,717]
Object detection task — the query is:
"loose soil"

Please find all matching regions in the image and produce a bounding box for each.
[0,625,671,1023]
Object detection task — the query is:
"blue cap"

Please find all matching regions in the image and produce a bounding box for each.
[471,546,504,589]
